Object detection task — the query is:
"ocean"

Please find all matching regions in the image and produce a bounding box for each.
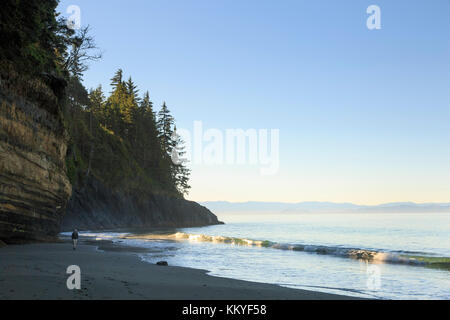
[64,212,450,299]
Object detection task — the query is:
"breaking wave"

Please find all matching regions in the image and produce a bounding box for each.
[123,232,450,270]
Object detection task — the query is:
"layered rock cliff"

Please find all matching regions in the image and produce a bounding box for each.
[0,93,72,243]
[62,177,221,231]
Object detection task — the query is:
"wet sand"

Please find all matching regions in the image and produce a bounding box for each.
[0,240,356,300]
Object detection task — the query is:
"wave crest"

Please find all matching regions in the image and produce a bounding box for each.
[123,232,450,270]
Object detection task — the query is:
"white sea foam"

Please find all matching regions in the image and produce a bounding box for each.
[119,232,443,268]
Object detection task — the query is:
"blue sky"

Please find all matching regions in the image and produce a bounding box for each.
[57,0,450,204]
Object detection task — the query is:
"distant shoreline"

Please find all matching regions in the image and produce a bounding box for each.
[202,201,450,214]
[0,239,359,300]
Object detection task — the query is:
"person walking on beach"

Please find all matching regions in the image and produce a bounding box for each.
[71,229,79,250]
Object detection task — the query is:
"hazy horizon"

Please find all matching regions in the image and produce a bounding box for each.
[200,200,450,215]
[201,200,450,205]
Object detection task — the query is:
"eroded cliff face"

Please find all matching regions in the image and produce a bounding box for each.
[0,95,72,243]
[62,177,221,231]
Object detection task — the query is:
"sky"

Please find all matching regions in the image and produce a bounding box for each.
[57,0,450,205]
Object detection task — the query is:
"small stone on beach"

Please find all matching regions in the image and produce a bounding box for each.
[156,261,168,266]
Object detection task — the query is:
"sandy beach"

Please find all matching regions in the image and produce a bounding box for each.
[0,239,355,300]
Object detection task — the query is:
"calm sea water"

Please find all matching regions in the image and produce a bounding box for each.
[68,213,450,299]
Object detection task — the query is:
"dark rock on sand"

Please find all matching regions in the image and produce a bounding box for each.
[156,261,168,266]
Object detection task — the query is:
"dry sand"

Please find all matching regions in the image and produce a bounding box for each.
[0,240,356,300]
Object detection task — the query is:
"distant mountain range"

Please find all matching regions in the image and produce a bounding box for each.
[201,201,450,214]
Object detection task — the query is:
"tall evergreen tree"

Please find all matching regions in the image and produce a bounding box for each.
[156,102,175,155]
[110,69,123,89]
[126,76,140,103]
[171,126,191,195]
[105,70,137,137]
[140,91,155,120]
[136,91,160,168]
[89,85,105,118]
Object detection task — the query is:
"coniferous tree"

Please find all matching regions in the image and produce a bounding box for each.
[126,76,140,103]
[136,91,159,169]
[110,69,123,89]
[171,126,191,195]
[156,102,175,155]
[106,72,130,135]
[141,91,155,122]
[89,85,106,121]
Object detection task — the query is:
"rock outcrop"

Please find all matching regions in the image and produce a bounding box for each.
[62,177,221,231]
[0,93,72,243]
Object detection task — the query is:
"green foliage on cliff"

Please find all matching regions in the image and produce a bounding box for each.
[0,0,191,199]
[0,0,72,77]
[64,73,190,198]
